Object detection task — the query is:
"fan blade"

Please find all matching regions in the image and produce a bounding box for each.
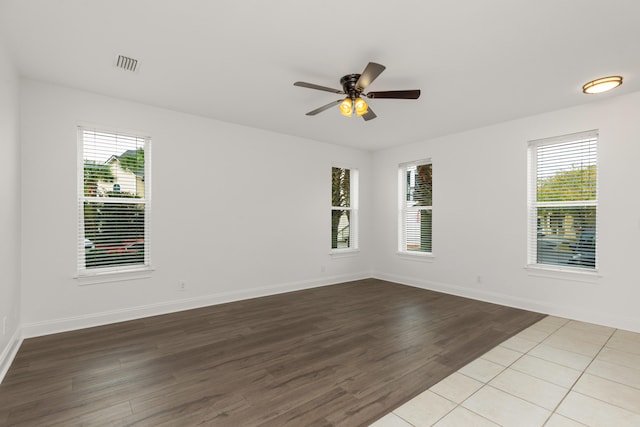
[362,107,377,121]
[355,62,386,91]
[294,81,344,94]
[366,90,421,99]
[306,100,341,116]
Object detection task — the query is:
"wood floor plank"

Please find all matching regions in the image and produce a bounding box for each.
[0,279,545,426]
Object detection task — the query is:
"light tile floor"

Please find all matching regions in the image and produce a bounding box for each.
[370,316,640,427]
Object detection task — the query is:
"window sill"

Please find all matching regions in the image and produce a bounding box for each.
[396,251,435,262]
[75,265,154,285]
[525,264,601,283]
[329,248,360,258]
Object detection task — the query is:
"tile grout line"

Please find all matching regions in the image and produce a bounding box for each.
[390,411,417,427]
[389,320,546,427]
[540,325,617,426]
[376,317,633,427]
[425,384,498,427]
[448,318,573,426]
[427,340,532,426]
[426,317,559,426]
[561,337,640,418]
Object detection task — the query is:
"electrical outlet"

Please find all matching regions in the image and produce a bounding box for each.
[476,275,483,284]
[2,316,6,336]
[178,281,187,291]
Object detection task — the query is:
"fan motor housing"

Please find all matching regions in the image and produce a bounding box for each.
[340,74,362,98]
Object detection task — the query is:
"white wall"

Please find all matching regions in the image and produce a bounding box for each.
[372,91,640,332]
[19,80,372,336]
[15,76,640,342]
[0,39,21,379]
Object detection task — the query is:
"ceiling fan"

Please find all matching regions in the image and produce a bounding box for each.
[294,62,420,121]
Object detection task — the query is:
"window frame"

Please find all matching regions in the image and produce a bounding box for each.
[527,130,598,273]
[398,159,433,258]
[330,166,359,254]
[77,126,152,278]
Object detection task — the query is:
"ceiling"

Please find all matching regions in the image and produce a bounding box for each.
[1,0,639,151]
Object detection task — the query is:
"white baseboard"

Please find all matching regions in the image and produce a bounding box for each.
[21,272,371,339]
[373,271,640,333]
[374,271,553,313]
[0,327,23,384]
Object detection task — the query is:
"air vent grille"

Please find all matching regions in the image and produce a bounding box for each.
[115,55,139,72]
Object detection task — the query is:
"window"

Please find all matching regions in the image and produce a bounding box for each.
[331,167,358,250]
[528,130,597,270]
[78,128,151,274]
[399,160,432,254]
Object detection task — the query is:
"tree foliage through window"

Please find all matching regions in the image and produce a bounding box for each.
[400,161,432,253]
[79,128,149,272]
[331,167,352,249]
[530,133,597,269]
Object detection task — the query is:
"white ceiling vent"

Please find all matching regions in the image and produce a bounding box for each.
[115,54,139,72]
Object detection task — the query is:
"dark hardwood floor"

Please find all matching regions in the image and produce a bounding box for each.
[0,279,545,426]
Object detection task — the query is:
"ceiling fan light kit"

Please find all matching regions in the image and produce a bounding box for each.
[340,97,368,117]
[354,97,368,116]
[582,75,623,94]
[339,98,353,116]
[294,62,420,121]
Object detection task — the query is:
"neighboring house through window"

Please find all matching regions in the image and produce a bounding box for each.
[528,130,598,270]
[78,127,151,274]
[331,166,358,251]
[399,160,432,254]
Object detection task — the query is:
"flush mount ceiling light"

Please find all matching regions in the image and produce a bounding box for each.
[582,76,623,94]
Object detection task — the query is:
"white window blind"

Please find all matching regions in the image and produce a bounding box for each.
[528,130,597,270]
[399,161,432,254]
[331,167,358,250]
[78,128,151,274]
